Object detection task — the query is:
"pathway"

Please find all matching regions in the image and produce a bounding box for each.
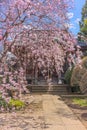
[42,94,87,130]
[0,94,86,130]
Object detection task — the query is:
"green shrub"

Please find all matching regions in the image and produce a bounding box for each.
[64,67,73,84]
[79,72,87,93]
[9,99,25,109]
[71,57,87,93]
[0,76,2,84]
[81,57,87,69]
[0,97,7,108]
[71,86,81,93]
[73,98,87,107]
[0,97,25,111]
[71,65,86,87]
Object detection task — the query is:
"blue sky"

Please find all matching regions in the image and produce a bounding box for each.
[69,0,86,35]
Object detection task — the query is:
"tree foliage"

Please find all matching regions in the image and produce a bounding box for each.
[71,56,87,93]
[0,0,81,111]
[78,0,87,41]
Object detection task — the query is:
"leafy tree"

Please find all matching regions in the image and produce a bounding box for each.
[81,0,87,22]
[81,19,87,35]
[78,0,87,41]
[0,0,81,111]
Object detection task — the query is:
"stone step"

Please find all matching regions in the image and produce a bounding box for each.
[32,90,67,92]
[27,84,69,95]
[32,91,68,95]
[28,84,69,88]
[32,87,67,91]
[28,85,68,90]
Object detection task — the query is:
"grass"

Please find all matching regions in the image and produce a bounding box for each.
[73,98,87,107]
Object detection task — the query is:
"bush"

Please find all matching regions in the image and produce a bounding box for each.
[64,67,73,84]
[9,99,25,109]
[0,97,7,109]
[73,98,87,107]
[0,76,2,84]
[79,72,87,93]
[81,57,87,69]
[71,65,86,87]
[0,96,25,111]
[71,57,87,93]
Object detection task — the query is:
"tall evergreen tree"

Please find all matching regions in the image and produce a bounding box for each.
[78,0,87,41]
[81,0,87,22]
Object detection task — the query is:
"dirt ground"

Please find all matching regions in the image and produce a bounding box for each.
[63,98,87,129]
[0,94,87,130]
[0,94,45,130]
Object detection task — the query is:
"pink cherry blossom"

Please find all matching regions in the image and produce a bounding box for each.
[0,0,82,110]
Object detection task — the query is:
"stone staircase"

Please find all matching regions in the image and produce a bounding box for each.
[27,84,70,95]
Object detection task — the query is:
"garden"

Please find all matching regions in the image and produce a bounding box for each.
[0,0,87,130]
